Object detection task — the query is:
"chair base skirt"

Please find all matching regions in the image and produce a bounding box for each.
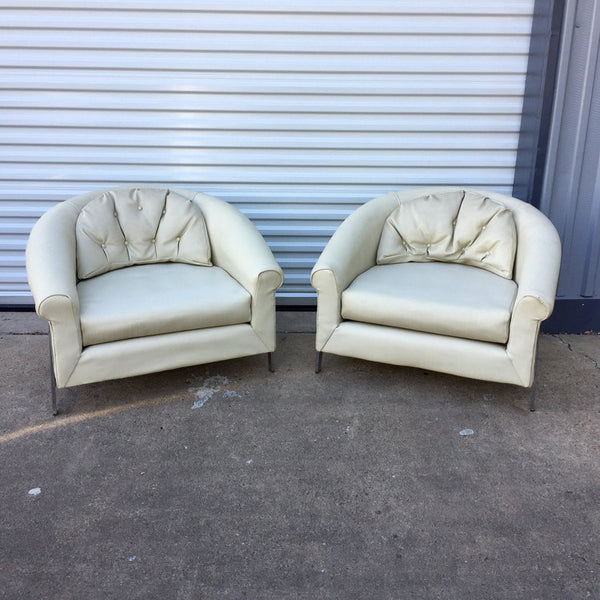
[59,323,272,389]
[320,321,532,388]
[320,329,539,409]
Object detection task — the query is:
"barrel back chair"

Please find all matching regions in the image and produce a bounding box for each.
[311,187,561,410]
[27,187,283,414]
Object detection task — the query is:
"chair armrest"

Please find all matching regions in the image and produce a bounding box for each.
[511,208,562,322]
[193,193,283,350]
[311,195,396,349]
[311,198,394,291]
[506,206,561,386]
[26,200,83,386]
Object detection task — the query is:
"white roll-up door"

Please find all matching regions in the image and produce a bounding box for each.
[0,0,534,305]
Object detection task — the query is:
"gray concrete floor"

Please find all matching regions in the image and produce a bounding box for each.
[0,312,599,599]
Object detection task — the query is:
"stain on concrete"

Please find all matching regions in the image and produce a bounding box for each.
[189,374,241,409]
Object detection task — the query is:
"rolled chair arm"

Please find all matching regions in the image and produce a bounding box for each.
[507,204,562,386]
[311,194,397,349]
[26,200,83,386]
[193,192,283,350]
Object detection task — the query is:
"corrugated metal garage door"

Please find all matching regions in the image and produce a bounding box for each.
[0,0,534,305]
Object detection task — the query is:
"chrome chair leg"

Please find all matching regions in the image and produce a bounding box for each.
[529,380,536,412]
[528,342,541,412]
[315,351,323,374]
[51,377,58,416]
[49,334,58,416]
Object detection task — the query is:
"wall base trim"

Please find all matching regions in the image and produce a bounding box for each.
[542,299,600,333]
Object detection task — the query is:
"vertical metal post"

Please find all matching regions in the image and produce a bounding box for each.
[513,0,565,206]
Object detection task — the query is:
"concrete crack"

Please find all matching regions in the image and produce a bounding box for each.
[552,334,600,369]
[1,332,48,336]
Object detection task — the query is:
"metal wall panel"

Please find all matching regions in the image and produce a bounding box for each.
[0,1,535,305]
[541,0,600,300]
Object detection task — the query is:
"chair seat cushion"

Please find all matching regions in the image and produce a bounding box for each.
[78,263,251,346]
[341,262,517,344]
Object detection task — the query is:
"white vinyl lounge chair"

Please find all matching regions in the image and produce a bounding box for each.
[311,187,561,410]
[27,187,283,414]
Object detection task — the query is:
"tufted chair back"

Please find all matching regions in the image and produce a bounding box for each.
[75,187,212,279]
[376,189,517,279]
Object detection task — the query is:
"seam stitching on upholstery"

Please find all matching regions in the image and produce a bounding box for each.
[314,268,341,351]
[151,189,168,261]
[109,192,131,263]
[251,270,278,352]
[43,297,81,387]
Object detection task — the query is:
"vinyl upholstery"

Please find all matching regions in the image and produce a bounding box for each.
[311,187,561,388]
[342,262,517,344]
[78,263,251,346]
[26,187,283,388]
[377,189,517,279]
[76,188,212,279]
